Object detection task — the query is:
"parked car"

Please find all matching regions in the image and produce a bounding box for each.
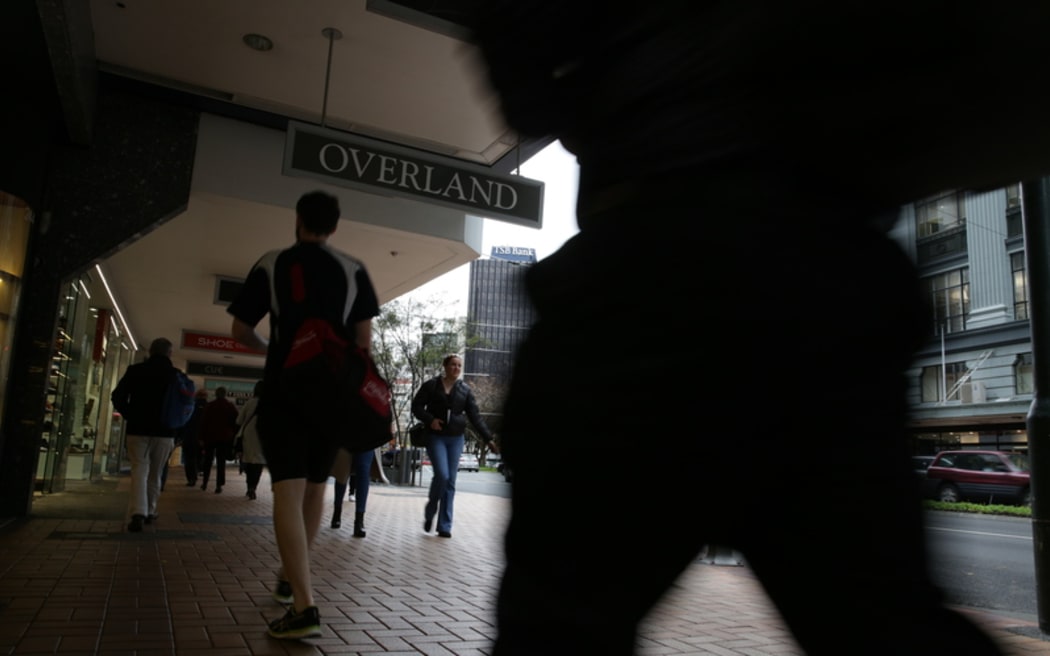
[458,453,479,472]
[498,462,513,483]
[924,450,1031,505]
[912,455,936,476]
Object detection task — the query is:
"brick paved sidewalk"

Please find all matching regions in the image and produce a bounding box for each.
[0,468,1047,655]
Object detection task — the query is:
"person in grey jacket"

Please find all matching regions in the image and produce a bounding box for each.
[411,354,498,538]
[235,380,267,499]
[111,337,181,532]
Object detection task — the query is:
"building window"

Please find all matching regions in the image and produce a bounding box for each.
[1012,251,1029,321]
[921,362,968,403]
[923,268,969,335]
[1016,353,1034,395]
[1006,184,1022,209]
[1006,184,1024,238]
[916,191,965,239]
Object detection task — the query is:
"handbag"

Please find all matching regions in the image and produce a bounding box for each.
[338,347,394,453]
[409,422,428,448]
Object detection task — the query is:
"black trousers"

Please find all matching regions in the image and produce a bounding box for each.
[244,462,265,492]
[182,438,199,484]
[200,443,232,488]
[492,186,1004,656]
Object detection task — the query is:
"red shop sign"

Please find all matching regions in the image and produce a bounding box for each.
[181,330,265,355]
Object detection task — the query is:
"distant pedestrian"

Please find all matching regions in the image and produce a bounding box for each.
[111,337,184,532]
[199,386,238,494]
[236,381,267,500]
[180,390,208,485]
[330,447,375,536]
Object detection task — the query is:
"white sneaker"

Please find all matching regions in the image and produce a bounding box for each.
[347,493,355,501]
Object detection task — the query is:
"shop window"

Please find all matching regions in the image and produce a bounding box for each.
[0,192,32,425]
[39,274,137,490]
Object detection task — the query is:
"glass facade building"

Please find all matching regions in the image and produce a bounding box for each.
[465,258,535,389]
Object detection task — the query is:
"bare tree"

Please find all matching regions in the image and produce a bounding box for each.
[371,296,471,448]
[463,375,507,465]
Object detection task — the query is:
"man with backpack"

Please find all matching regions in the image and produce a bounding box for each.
[111,337,189,533]
[227,190,380,640]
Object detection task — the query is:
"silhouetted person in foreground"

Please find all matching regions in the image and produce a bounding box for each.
[469,3,1050,655]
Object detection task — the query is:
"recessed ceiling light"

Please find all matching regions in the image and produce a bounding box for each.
[243,33,274,52]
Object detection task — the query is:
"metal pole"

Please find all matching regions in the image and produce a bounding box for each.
[1021,177,1050,633]
[319,28,342,128]
[941,323,947,403]
[399,443,412,485]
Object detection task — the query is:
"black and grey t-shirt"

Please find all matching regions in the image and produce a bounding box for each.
[227,241,380,381]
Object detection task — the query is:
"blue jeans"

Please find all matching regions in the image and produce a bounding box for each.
[352,449,374,512]
[425,433,464,533]
[333,449,374,513]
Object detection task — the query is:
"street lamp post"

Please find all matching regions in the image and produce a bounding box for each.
[1021,177,1050,633]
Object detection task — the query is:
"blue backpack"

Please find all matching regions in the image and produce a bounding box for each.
[161,370,196,429]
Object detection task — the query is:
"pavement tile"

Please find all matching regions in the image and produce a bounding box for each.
[2,467,1049,655]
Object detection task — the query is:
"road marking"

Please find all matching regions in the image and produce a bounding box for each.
[928,526,1032,541]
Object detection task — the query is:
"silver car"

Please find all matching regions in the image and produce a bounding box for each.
[457,453,480,472]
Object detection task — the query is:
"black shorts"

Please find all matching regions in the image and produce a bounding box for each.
[256,396,340,484]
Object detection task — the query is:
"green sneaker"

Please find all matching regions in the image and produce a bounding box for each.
[268,605,321,639]
[273,578,294,605]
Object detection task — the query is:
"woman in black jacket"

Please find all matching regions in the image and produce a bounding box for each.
[411,354,498,538]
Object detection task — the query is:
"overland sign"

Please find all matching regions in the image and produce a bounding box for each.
[284,121,544,228]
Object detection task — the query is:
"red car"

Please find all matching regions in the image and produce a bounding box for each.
[924,450,1031,506]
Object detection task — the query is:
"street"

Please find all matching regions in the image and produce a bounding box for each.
[925,510,1037,622]
[403,466,511,498]
[409,472,1041,621]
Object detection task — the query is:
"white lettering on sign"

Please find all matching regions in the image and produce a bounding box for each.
[494,246,536,256]
[319,143,348,174]
[195,336,238,350]
[377,155,398,184]
[318,143,519,210]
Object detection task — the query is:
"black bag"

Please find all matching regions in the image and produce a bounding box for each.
[409,422,428,448]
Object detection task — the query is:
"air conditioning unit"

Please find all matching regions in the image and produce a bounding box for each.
[960,381,987,404]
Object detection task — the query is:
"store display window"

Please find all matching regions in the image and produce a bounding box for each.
[0,192,31,431]
[37,272,134,492]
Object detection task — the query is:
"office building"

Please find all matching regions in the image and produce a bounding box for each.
[464,248,537,388]
[900,185,1032,453]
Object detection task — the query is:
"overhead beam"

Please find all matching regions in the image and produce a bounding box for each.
[35,0,98,146]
